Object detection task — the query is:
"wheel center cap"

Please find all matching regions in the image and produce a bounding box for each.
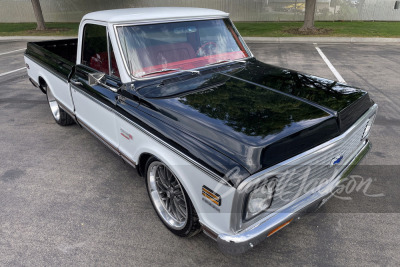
[168,188,174,198]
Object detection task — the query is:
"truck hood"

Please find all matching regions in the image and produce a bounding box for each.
[137,59,373,176]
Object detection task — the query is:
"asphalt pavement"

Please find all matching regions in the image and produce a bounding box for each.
[0,40,399,266]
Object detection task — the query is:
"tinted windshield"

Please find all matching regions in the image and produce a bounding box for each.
[116,19,249,78]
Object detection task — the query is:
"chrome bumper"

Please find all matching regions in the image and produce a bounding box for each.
[217,140,371,254]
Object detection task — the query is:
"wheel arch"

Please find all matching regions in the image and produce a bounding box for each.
[125,133,235,234]
[38,76,47,94]
[136,152,153,177]
[134,149,200,214]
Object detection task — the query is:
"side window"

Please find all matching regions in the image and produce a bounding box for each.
[82,24,108,73]
[109,36,120,78]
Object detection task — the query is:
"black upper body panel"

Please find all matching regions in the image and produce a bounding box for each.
[27,38,373,187]
[133,59,373,184]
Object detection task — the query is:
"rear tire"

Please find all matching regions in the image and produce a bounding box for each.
[145,157,201,237]
[45,85,74,126]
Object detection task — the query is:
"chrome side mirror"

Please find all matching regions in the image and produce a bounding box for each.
[88,72,119,93]
[88,72,106,86]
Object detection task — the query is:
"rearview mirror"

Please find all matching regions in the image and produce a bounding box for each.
[173,26,197,34]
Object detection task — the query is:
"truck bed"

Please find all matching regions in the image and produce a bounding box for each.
[36,39,78,63]
[25,39,78,80]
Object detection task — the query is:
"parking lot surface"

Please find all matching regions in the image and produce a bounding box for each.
[0,40,399,266]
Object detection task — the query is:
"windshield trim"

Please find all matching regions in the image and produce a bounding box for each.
[113,17,253,81]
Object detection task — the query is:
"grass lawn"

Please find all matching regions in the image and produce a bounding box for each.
[0,22,79,36]
[234,21,400,37]
[1,21,400,38]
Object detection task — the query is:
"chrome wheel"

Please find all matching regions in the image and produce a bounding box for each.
[46,87,60,121]
[147,161,188,230]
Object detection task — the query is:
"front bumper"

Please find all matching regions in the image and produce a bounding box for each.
[217,140,371,254]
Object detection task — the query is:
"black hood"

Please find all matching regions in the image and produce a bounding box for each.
[229,59,373,132]
[136,59,373,180]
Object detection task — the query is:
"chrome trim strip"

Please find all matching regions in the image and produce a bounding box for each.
[78,118,119,153]
[113,15,229,25]
[71,84,229,185]
[76,114,136,168]
[229,19,254,59]
[72,85,115,112]
[114,107,230,186]
[57,101,77,122]
[121,153,137,168]
[217,140,371,254]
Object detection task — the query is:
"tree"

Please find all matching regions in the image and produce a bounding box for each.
[31,0,46,30]
[300,0,317,32]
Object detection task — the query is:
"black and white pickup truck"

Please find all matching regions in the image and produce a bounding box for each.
[24,7,377,254]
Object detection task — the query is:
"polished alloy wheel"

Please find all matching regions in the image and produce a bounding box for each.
[147,161,188,230]
[46,87,60,121]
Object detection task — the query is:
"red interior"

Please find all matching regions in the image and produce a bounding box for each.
[134,50,247,77]
[89,52,120,77]
[136,42,197,66]
[90,42,248,78]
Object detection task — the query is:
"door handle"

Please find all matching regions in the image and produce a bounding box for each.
[70,79,82,86]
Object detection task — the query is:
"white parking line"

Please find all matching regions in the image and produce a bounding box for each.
[314,43,346,84]
[0,67,27,77]
[0,48,26,56]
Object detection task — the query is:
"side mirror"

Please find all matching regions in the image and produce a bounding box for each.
[88,72,106,86]
[88,72,119,93]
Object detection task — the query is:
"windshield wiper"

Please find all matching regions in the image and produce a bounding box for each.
[205,59,247,67]
[141,68,199,78]
[141,68,180,78]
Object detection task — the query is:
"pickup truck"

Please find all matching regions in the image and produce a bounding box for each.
[24,7,377,254]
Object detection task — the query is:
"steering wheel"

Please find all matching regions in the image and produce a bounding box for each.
[196,42,217,57]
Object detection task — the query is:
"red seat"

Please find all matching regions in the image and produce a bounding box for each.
[137,42,196,67]
[89,52,120,77]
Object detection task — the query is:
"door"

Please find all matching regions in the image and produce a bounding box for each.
[70,23,122,151]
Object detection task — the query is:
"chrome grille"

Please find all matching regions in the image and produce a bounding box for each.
[268,118,369,212]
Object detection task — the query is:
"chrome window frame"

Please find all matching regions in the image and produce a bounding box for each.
[80,22,108,69]
[230,104,378,232]
[112,16,254,81]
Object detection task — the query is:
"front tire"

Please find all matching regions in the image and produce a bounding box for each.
[145,157,200,237]
[45,85,74,126]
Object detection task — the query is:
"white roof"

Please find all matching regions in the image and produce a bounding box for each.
[83,7,229,23]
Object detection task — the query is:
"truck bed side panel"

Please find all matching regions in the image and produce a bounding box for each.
[25,39,78,113]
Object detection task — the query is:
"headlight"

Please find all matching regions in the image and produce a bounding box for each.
[245,178,277,220]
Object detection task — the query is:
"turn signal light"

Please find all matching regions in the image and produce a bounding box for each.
[267,219,293,237]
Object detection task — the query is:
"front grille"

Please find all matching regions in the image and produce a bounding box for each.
[267,117,369,213]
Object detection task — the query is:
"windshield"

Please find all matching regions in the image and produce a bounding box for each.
[116,19,249,78]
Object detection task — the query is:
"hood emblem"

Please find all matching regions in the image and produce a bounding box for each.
[120,128,133,140]
[330,155,343,167]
